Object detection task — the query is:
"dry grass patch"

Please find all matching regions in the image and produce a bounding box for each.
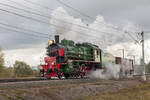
[75,82,150,100]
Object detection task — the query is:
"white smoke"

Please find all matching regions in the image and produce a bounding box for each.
[89,63,121,80]
[50,7,132,50]
[50,7,74,35]
[89,61,133,80]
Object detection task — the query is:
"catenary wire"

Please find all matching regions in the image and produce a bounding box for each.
[6,0,139,44]
[6,0,50,16]
[2,1,120,35]
[55,0,141,43]
[0,8,108,41]
[0,1,139,46]
[0,26,49,39]
[0,22,50,36]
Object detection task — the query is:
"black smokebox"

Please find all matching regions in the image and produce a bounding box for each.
[55,35,59,43]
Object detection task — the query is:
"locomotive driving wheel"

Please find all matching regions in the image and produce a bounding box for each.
[57,71,63,79]
[64,74,69,79]
[80,64,86,78]
[40,69,45,77]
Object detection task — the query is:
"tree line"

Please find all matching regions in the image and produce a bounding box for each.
[0,48,40,78]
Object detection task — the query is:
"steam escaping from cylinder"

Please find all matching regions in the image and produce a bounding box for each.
[89,63,121,80]
[89,60,133,80]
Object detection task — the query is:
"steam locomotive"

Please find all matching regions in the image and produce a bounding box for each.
[40,35,134,79]
[40,35,103,79]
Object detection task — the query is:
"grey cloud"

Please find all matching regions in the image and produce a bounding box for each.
[58,0,150,27]
[0,0,150,50]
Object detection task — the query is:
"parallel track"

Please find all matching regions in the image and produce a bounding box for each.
[0,74,150,83]
[0,77,46,83]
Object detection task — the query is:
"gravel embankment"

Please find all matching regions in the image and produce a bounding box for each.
[0,79,143,100]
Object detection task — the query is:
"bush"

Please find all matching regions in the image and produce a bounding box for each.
[13,61,33,77]
[0,67,14,78]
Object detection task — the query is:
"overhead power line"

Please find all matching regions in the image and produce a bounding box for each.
[0,8,50,25]
[23,0,138,44]
[19,0,133,43]
[0,0,141,51]
[0,2,118,35]
[0,2,136,46]
[124,31,139,43]
[22,0,57,11]
[0,8,107,41]
[9,0,131,41]
[0,2,50,18]
[0,6,132,46]
[56,0,93,19]
[6,0,49,15]
[0,26,49,39]
[55,0,119,29]
[55,0,140,43]
[0,22,50,36]
[22,0,118,30]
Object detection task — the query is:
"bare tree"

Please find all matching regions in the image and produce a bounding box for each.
[0,48,4,72]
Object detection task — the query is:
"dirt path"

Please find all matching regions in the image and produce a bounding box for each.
[0,79,143,100]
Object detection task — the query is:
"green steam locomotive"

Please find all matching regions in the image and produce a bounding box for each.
[41,35,103,79]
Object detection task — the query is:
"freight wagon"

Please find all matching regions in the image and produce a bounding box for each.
[115,57,134,75]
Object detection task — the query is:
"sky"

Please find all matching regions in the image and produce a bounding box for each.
[0,0,150,66]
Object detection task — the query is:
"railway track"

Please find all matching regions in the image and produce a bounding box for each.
[0,78,108,89]
[0,77,88,83]
[132,74,150,80]
[0,77,47,83]
[0,74,150,84]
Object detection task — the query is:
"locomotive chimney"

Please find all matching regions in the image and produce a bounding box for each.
[55,35,59,43]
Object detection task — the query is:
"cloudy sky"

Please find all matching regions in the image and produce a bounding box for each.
[0,0,150,66]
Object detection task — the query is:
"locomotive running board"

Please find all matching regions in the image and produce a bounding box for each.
[68,60,100,64]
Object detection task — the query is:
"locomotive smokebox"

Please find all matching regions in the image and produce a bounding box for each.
[55,35,59,43]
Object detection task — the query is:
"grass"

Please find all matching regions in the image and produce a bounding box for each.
[74,82,150,100]
[0,83,78,100]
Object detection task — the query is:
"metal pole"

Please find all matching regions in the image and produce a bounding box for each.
[141,32,145,64]
[141,31,146,80]
[123,49,125,59]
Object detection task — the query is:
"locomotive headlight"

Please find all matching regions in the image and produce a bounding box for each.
[51,62,54,65]
[45,63,48,65]
[49,40,54,45]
